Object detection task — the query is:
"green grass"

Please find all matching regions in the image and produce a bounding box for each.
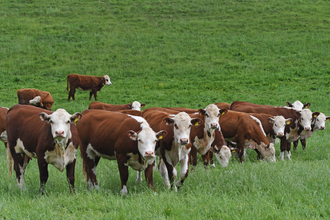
[1,0,330,219]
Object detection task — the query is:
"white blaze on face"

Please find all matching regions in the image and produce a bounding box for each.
[269,116,290,137]
[104,75,112,85]
[172,112,193,145]
[39,109,81,144]
[299,109,313,131]
[214,145,231,167]
[257,142,276,162]
[29,96,41,105]
[291,100,304,110]
[204,104,220,131]
[313,113,328,131]
[131,101,143,111]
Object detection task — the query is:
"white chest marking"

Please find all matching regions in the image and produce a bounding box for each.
[124,153,154,171]
[192,130,215,155]
[164,141,191,167]
[44,142,77,172]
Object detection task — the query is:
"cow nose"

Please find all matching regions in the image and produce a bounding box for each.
[304,127,311,131]
[320,126,325,130]
[55,130,65,136]
[277,132,284,137]
[144,151,154,158]
[180,138,189,145]
[210,123,218,129]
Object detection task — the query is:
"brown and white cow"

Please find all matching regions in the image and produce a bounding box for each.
[76,110,166,195]
[17,89,54,110]
[219,110,276,163]
[6,105,81,194]
[163,105,231,168]
[89,101,145,111]
[286,100,310,110]
[66,74,112,101]
[0,107,8,145]
[231,101,317,160]
[142,109,202,191]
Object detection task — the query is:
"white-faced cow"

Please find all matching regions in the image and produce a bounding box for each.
[66,74,112,101]
[76,109,166,195]
[219,110,276,163]
[17,89,54,110]
[231,101,317,160]
[163,105,231,168]
[142,109,202,191]
[89,101,145,111]
[6,105,81,194]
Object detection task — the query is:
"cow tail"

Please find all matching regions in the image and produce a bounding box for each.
[66,75,70,92]
[6,144,13,179]
[82,159,87,181]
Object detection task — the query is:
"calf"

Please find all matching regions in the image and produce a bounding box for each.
[220,110,276,163]
[66,74,112,101]
[142,109,202,191]
[89,101,145,111]
[17,88,54,110]
[76,110,166,195]
[6,105,81,193]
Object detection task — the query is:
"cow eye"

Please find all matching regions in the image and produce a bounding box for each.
[274,124,277,127]
[174,124,178,129]
[138,139,142,143]
[188,124,192,128]
[205,113,210,117]
[49,120,54,124]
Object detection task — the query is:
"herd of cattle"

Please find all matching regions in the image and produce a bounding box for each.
[0,74,329,195]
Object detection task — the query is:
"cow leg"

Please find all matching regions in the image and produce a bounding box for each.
[209,151,215,167]
[144,162,155,192]
[81,146,99,190]
[176,154,189,189]
[12,153,30,189]
[201,151,210,168]
[116,155,129,195]
[293,140,299,151]
[285,141,292,160]
[158,158,170,188]
[136,171,143,182]
[300,139,306,150]
[66,159,76,193]
[189,145,198,168]
[93,91,97,101]
[89,92,93,101]
[279,137,287,161]
[68,86,76,101]
[37,155,49,195]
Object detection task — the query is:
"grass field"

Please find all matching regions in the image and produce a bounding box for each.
[1,0,330,219]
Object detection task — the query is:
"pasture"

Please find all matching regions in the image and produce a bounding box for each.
[1,0,330,219]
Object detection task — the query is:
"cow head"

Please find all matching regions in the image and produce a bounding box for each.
[39,109,82,143]
[213,145,232,167]
[163,112,202,146]
[103,75,112,85]
[128,101,146,111]
[29,96,42,106]
[298,109,314,131]
[128,126,167,160]
[312,112,330,131]
[257,142,276,162]
[268,116,292,137]
[286,100,310,110]
[198,104,227,132]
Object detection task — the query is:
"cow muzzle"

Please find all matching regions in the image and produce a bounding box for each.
[304,127,311,131]
[55,130,65,138]
[144,151,155,159]
[277,132,284,137]
[210,123,218,129]
[179,138,189,145]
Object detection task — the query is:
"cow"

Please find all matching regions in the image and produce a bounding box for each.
[17,89,54,110]
[142,109,202,191]
[0,107,8,146]
[230,101,317,160]
[76,109,166,195]
[162,105,231,168]
[219,110,276,163]
[215,102,231,110]
[89,101,145,111]
[6,105,81,194]
[66,74,112,101]
[286,100,310,110]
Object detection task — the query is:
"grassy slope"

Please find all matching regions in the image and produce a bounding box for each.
[0,0,330,219]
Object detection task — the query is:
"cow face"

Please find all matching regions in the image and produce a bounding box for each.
[298,109,313,131]
[104,75,112,85]
[257,143,276,162]
[199,104,226,131]
[214,145,231,167]
[163,112,202,146]
[128,127,166,160]
[268,116,292,137]
[129,101,146,111]
[312,112,330,131]
[39,109,82,142]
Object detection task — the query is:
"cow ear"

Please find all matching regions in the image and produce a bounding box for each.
[295,111,301,118]
[268,117,275,124]
[39,112,51,123]
[156,130,167,140]
[198,109,206,115]
[219,109,227,116]
[128,103,132,109]
[286,102,293,107]
[285,118,293,125]
[127,130,138,141]
[163,117,174,125]
[326,117,330,122]
[71,113,82,123]
[141,103,146,108]
[304,103,311,109]
[191,118,203,127]
[312,112,320,119]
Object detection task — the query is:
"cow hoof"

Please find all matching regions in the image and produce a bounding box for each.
[210,163,216,168]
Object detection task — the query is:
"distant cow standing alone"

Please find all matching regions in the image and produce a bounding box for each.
[17,89,54,110]
[66,74,112,101]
